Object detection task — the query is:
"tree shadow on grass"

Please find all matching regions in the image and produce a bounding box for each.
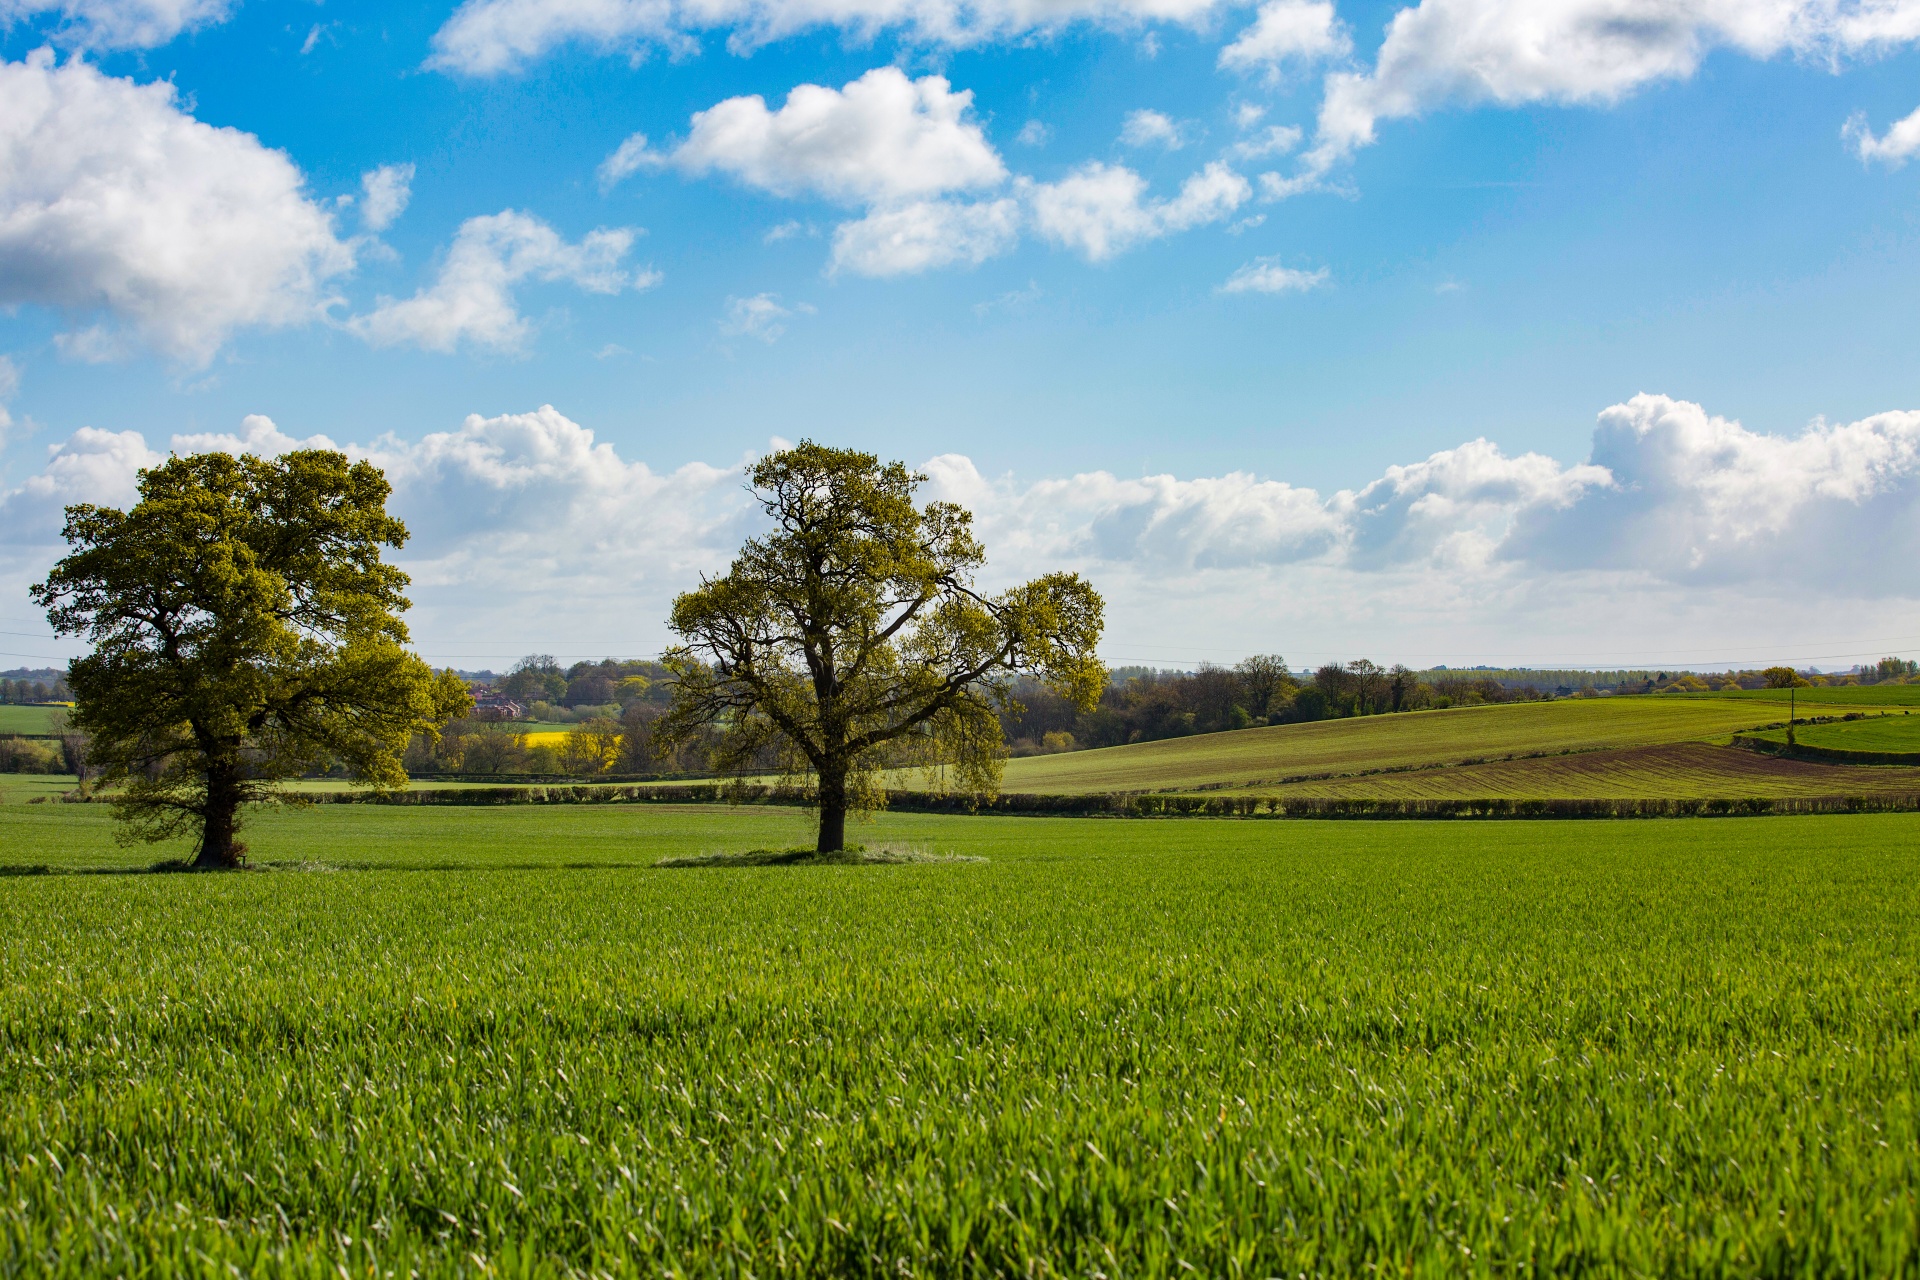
[0,859,672,876]
[655,843,985,868]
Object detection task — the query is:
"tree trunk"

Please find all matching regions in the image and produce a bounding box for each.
[195,758,245,869]
[816,763,848,853]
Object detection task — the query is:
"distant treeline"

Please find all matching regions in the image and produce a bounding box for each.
[390,652,1920,777]
[1,670,71,704]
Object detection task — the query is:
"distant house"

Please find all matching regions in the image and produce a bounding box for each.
[471,695,526,722]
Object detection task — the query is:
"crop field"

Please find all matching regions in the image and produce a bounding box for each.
[0,802,1916,1275]
[1000,695,1855,795]
[0,705,62,736]
[1242,741,1920,799]
[0,774,76,804]
[1709,684,1920,707]
[1746,713,1920,753]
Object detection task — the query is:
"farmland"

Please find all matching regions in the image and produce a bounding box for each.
[1709,684,1920,707]
[0,705,62,736]
[1746,713,1920,753]
[999,694,1868,796]
[0,802,1916,1274]
[1249,741,1920,799]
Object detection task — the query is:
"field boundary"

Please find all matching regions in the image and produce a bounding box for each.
[295,783,1920,819]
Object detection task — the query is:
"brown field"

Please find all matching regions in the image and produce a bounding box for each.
[1236,742,1920,800]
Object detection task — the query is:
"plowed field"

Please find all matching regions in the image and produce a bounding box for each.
[1241,742,1920,799]
[1000,696,1853,795]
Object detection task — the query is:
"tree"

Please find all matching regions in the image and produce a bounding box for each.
[31,451,472,868]
[658,442,1105,852]
[1347,659,1388,715]
[563,716,624,775]
[1234,654,1291,721]
[1761,666,1813,745]
[500,654,567,704]
[1387,663,1416,712]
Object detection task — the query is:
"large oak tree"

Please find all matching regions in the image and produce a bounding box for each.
[659,442,1105,852]
[32,450,471,867]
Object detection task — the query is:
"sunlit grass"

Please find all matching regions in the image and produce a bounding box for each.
[0,803,1915,1275]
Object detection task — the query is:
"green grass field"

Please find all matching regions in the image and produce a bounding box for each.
[0,802,1916,1275]
[1746,713,1920,753]
[1000,695,1865,796]
[1708,684,1920,706]
[0,774,78,804]
[0,705,64,736]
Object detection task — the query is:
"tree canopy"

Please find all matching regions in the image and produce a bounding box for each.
[658,442,1105,852]
[31,450,470,867]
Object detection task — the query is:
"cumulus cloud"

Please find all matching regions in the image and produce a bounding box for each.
[829,197,1020,275]
[0,51,354,365]
[347,210,655,353]
[1846,103,1920,165]
[10,394,1920,659]
[0,0,230,49]
[1119,108,1187,149]
[427,0,1229,75]
[1218,257,1327,293]
[1025,161,1250,261]
[1290,0,1920,183]
[358,163,415,232]
[669,68,1006,205]
[1218,0,1348,74]
[645,69,1247,273]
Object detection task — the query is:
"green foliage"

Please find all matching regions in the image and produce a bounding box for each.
[661,442,1104,850]
[30,450,471,866]
[0,803,1915,1274]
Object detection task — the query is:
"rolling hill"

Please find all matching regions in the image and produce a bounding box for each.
[998,695,1906,798]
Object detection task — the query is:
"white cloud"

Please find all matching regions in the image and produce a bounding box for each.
[0,424,160,545]
[0,0,230,49]
[1846,103,1920,165]
[0,51,354,365]
[1119,108,1186,149]
[654,70,1260,272]
[1218,257,1328,293]
[719,292,811,341]
[427,0,1230,75]
[347,210,653,353]
[11,394,1920,660]
[1025,161,1250,261]
[1299,0,1920,178]
[829,197,1020,275]
[670,68,1005,205]
[1219,0,1348,74]
[0,354,16,438]
[597,132,659,190]
[359,163,415,232]
[1016,119,1052,146]
[1229,123,1303,159]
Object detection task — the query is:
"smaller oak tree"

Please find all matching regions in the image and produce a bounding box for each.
[658,442,1106,852]
[32,450,471,867]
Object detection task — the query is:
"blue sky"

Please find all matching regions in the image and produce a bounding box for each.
[3,0,1920,670]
